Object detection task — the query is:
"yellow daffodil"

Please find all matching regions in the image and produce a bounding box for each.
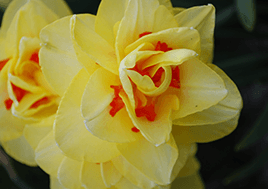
[0,0,71,166]
[37,0,242,188]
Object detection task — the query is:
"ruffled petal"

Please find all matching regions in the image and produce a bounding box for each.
[50,176,68,189]
[57,157,83,189]
[115,177,141,189]
[35,131,64,177]
[116,135,178,185]
[158,0,174,14]
[173,63,242,125]
[177,156,200,178]
[172,113,240,144]
[40,15,83,96]
[101,161,122,187]
[71,14,118,75]
[38,0,72,18]
[174,5,215,63]
[1,134,37,166]
[82,68,142,143]
[171,172,204,189]
[55,69,120,162]
[172,58,227,119]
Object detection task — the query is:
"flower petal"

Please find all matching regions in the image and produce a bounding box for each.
[112,155,157,189]
[174,5,215,63]
[38,0,72,18]
[172,58,227,119]
[177,156,200,178]
[125,27,201,56]
[115,177,141,189]
[172,113,240,144]
[95,0,128,46]
[55,68,120,162]
[173,63,242,125]
[81,161,107,189]
[35,131,65,177]
[101,161,122,187]
[1,134,37,166]
[71,14,118,75]
[40,15,83,96]
[82,67,142,143]
[158,0,174,14]
[116,135,178,185]
[172,172,204,189]
[50,176,68,189]
[57,157,83,189]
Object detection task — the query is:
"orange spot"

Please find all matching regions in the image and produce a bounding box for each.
[29,52,39,64]
[4,98,13,110]
[155,41,172,52]
[151,67,164,87]
[139,31,152,38]
[30,97,50,109]
[12,84,27,102]
[131,127,140,133]
[96,163,100,165]
[0,59,9,71]
[135,98,156,122]
[109,85,125,117]
[130,64,150,76]
[170,66,180,88]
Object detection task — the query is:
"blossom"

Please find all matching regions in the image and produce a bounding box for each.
[36,0,242,188]
[0,0,71,166]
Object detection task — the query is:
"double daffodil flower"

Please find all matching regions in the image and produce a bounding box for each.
[0,0,71,165]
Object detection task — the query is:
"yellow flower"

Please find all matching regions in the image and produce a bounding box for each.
[36,0,242,188]
[0,0,71,166]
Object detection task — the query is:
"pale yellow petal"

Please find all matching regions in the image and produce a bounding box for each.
[35,131,64,177]
[71,15,118,75]
[172,113,240,144]
[177,156,200,178]
[158,0,174,14]
[38,0,72,18]
[40,15,83,96]
[57,157,83,189]
[117,135,178,185]
[55,69,120,162]
[116,0,159,61]
[171,172,204,189]
[112,155,157,189]
[5,0,59,56]
[115,177,141,189]
[95,0,128,46]
[125,27,201,56]
[152,5,178,32]
[1,134,37,166]
[81,161,106,189]
[50,176,68,189]
[173,7,186,16]
[82,68,142,143]
[174,5,215,63]
[23,124,52,150]
[101,161,122,187]
[172,58,227,119]
[173,63,242,125]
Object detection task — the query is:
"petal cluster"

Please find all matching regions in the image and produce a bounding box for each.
[0,0,72,165]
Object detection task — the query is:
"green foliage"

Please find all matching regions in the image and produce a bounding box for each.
[236,0,256,32]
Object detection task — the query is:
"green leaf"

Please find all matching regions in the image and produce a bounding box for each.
[235,101,268,151]
[236,0,256,32]
[224,146,268,185]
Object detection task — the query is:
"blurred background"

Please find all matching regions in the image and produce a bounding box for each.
[1,0,268,188]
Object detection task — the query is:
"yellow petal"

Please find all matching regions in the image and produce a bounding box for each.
[121,92,178,146]
[116,0,159,61]
[50,176,68,189]
[1,134,37,166]
[5,0,59,56]
[55,69,120,162]
[174,5,215,63]
[81,161,107,189]
[38,0,72,18]
[171,172,204,189]
[35,131,64,177]
[125,27,201,56]
[112,155,157,189]
[172,113,240,144]
[152,5,178,32]
[116,135,178,185]
[71,14,118,75]
[101,161,122,187]
[177,156,200,178]
[57,157,83,189]
[95,0,128,46]
[158,0,174,14]
[172,58,227,119]
[23,123,52,150]
[173,7,186,16]
[173,63,242,125]
[115,177,141,189]
[82,67,142,143]
[40,15,83,96]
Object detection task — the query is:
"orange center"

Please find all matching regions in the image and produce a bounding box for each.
[29,52,39,64]
[0,59,9,71]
